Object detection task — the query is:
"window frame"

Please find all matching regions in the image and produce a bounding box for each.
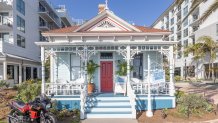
[17,16,25,33]
[16,0,25,15]
[17,34,25,48]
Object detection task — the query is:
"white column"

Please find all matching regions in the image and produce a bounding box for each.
[3,61,7,80]
[41,47,45,94]
[19,64,22,84]
[169,45,175,96]
[146,55,153,117]
[50,55,54,83]
[126,45,131,96]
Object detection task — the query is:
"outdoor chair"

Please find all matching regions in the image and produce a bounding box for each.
[114,76,127,96]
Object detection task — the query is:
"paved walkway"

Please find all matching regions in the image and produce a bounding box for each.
[81,119,138,123]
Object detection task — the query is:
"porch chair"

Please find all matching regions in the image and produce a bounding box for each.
[131,78,146,94]
[114,76,127,96]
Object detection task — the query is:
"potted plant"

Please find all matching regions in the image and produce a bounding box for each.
[87,60,99,94]
[116,60,133,76]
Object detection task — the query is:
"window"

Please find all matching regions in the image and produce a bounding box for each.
[33,68,38,79]
[0,33,9,42]
[185,0,189,5]
[7,65,14,79]
[183,28,188,37]
[183,18,188,27]
[171,36,174,41]
[100,53,113,59]
[17,35,25,48]
[171,27,174,33]
[26,67,31,80]
[184,39,188,48]
[183,6,188,16]
[16,0,25,15]
[216,24,218,36]
[70,54,81,80]
[133,54,143,79]
[17,16,25,33]
[171,18,174,25]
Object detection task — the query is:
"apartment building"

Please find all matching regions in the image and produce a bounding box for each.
[0,0,72,85]
[152,0,218,79]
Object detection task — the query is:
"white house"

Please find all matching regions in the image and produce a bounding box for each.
[36,4,177,119]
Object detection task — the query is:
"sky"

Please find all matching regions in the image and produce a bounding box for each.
[50,0,174,26]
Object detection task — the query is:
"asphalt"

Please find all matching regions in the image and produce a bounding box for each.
[81,119,138,123]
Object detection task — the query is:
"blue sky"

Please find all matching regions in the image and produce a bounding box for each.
[50,0,174,26]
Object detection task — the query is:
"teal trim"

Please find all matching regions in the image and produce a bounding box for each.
[56,100,80,110]
[136,99,174,110]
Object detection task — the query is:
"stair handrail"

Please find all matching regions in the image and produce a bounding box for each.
[80,83,87,119]
[127,81,136,119]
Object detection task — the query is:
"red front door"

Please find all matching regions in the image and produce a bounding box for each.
[100,61,113,92]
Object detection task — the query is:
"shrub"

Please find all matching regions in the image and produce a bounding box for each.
[0,80,9,89]
[15,80,41,103]
[175,76,181,82]
[175,90,185,102]
[177,94,214,118]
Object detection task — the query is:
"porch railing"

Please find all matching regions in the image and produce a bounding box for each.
[131,82,170,95]
[45,83,85,96]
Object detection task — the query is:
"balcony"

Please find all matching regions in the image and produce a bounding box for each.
[0,16,13,31]
[0,0,12,10]
[190,15,199,26]
[39,22,50,31]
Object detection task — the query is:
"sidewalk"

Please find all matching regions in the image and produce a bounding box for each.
[81,119,138,123]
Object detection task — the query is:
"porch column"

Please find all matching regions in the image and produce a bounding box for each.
[41,47,45,94]
[169,45,175,96]
[50,54,54,83]
[19,64,22,84]
[3,61,7,80]
[146,55,153,117]
[126,45,131,96]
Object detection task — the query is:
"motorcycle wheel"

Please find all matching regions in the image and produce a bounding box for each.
[8,117,19,123]
[40,113,57,123]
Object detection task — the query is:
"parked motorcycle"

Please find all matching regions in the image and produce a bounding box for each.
[7,94,57,123]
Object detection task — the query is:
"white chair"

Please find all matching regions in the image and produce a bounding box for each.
[114,76,127,96]
[131,78,145,94]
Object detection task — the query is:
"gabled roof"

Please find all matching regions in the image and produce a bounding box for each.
[43,9,171,34]
[45,25,170,33]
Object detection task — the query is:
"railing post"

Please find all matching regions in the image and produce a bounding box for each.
[126,45,131,96]
[41,47,45,94]
[169,45,175,96]
[146,55,153,117]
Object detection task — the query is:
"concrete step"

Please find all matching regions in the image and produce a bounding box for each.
[90,107,132,112]
[86,112,132,118]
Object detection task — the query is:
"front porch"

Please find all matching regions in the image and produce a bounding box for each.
[40,44,176,119]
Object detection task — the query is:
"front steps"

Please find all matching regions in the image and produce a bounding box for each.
[85,93,133,118]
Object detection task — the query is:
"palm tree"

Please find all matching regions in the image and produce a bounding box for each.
[184,36,218,81]
[175,0,218,23]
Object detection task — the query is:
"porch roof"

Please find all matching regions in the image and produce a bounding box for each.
[35,41,178,47]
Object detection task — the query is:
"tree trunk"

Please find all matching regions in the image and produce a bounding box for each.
[212,62,215,83]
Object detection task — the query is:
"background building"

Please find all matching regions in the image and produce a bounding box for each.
[152,0,218,80]
[0,0,72,85]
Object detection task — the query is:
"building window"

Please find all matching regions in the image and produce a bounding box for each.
[33,68,38,79]
[7,65,14,79]
[26,67,31,80]
[183,18,188,27]
[216,24,218,36]
[171,36,174,41]
[184,39,188,48]
[171,18,174,25]
[17,16,25,33]
[185,0,189,5]
[183,6,188,16]
[171,27,174,33]
[0,33,9,43]
[16,0,25,15]
[17,34,25,48]
[183,28,188,37]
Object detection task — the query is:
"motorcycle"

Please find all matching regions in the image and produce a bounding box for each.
[8,94,57,123]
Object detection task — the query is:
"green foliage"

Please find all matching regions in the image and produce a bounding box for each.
[116,61,133,76]
[177,94,214,118]
[0,80,9,89]
[175,90,185,102]
[175,76,181,82]
[87,60,99,83]
[15,80,41,103]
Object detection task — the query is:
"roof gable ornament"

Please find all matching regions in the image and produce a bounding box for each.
[105,0,109,10]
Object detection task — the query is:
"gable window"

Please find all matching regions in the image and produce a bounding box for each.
[17,34,25,48]
[17,16,25,33]
[16,0,25,15]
